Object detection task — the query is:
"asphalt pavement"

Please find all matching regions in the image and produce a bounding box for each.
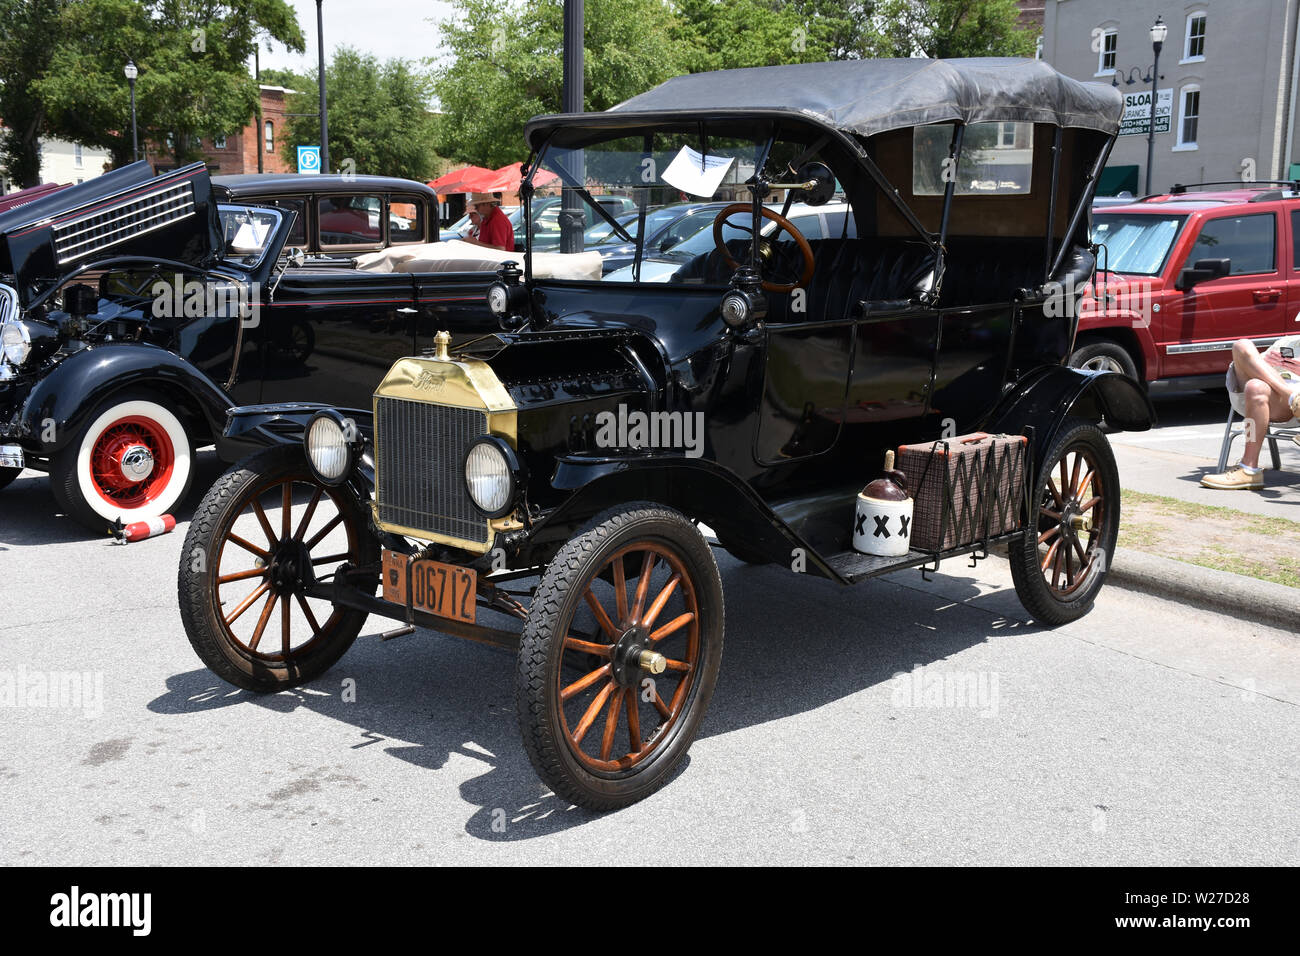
[1,451,1296,866]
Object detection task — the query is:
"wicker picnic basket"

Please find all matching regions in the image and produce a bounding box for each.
[896,432,1029,552]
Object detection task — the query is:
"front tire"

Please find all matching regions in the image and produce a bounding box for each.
[178,444,378,692]
[50,392,194,531]
[0,467,19,492]
[1009,422,1120,625]
[516,506,724,810]
[1068,340,1139,380]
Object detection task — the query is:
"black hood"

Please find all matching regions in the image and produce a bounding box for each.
[0,160,222,307]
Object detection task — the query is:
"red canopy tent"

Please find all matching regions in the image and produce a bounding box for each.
[427,165,498,197]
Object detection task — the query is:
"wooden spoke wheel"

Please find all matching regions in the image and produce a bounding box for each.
[516,506,724,811]
[1009,422,1119,626]
[178,445,378,691]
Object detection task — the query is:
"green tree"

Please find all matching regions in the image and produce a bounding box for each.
[280,48,440,180]
[0,0,62,187]
[28,0,304,169]
[671,0,844,71]
[430,0,689,168]
[874,0,1037,58]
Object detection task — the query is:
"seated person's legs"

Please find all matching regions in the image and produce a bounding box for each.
[1202,338,1300,489]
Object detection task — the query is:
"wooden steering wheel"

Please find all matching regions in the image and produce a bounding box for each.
[712,203,815,294]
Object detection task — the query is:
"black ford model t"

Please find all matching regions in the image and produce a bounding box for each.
[177,59,1154,809]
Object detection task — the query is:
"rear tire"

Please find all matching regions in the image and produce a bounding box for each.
[1009,422,1120,625]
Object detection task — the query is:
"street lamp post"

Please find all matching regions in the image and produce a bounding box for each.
[316,0,330,174]
[124,59,139,163]
[1146,17,1167,195]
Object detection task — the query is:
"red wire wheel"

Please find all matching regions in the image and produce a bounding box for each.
[87,415,176,508]
[178,445,378,691]
[517,506,724,810]
[1009,422,1120,626]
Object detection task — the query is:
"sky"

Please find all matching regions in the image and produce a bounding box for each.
[258,0,458,76]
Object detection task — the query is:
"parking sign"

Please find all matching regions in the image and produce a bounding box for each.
[297,146,322,174]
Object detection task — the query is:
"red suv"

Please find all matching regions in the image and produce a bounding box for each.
[1076,182,1300,388]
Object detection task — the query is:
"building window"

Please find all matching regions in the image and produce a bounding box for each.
[264,121,274,153]
[997,122,1017,148]
[1176,85,1200,149]
[73,144,83,167]
[214,136,227,149]
[1184,12,1207,61]
[1097,29,1118,75]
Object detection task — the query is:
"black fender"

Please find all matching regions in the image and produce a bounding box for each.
[520,454,840,579]
[982,363,1156,484]
[17,342,234,457]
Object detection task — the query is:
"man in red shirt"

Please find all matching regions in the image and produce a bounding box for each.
[462,192,514,251]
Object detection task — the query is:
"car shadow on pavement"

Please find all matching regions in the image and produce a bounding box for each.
[147,557,1023,842]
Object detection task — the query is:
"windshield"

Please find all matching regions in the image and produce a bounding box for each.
[1091,213,1187,276]
[218,204,284,267]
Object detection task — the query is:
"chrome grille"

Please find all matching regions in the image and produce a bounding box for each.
[0,284,16,325]
[51,181,195,264]
[375,397,489,544]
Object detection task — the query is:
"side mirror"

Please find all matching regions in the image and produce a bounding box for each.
[1176,257,1230,290]
[285,247,306,268]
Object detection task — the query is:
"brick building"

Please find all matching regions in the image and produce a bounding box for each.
[148,85,296,174]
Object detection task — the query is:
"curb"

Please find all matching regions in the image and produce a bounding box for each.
[1108,546,1300,633]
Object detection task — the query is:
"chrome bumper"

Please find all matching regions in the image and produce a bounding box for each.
[0,444,24,470]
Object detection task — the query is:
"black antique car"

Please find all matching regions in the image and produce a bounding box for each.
[0,164,510,530]
[177,59,1155,810]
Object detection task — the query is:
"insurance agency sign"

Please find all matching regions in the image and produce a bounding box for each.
[1119,88,1173,136]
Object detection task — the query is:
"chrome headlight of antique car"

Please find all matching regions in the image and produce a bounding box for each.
[1,286,60,369]
[304,410,358,485]
[0,320,29,365]
[463,435,521,518]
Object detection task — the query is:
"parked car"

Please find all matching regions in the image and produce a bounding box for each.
[0,162,506,530]
[1077,181,1300,386]
[214,173,440,255]
[587,201,732,274]
[177,58,1153,810]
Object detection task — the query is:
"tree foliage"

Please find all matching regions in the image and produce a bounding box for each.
[0,0,62,186]
[279,48,440,181]
[874,0,1037,58]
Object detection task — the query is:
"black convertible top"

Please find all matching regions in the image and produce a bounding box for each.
[526,58,1122,147]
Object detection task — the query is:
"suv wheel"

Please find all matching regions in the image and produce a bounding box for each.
[1068,341,1139,379]
[516,505,724,810]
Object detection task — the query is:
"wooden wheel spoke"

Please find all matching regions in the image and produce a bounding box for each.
[304,513,344,550]
[295,594,322,636]
[226,532,268,559]
[311,552,351,566]
[1075,467,1096,499]
[561,663,612,702]
[611,556,628,625]
[651,691,672,720]
[281,595,291,655]
[583,588,619,639]
[251,499,278,547]
[1058,458,1070,505]
[599,688,622,761]
[1051,544,1064,589]
[625,688,642,754]
[649,611,694,643]
[281,484,292,540]
[642,573,681,631]
[294,486,324,541]
[1040,507,1062,521]
[224,581,270,626]
[248,592,279,652]
[563,635,614,657]
[1069,452,1082,502]
[1071,535,1089,567]
[1038,525,1060,545]
[1040,539,1060,574]
[1046,477,1064,509]
[630,551,656,623]
[662,658,691,673]
[218,566,268,585]
[1078,495,1101,513]
[1063,540,1074,586]
[572,682,615,745]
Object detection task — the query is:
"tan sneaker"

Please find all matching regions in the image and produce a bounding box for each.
[1200,465,1264,490]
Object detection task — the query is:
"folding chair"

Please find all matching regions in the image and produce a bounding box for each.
[1217,406,1300,472]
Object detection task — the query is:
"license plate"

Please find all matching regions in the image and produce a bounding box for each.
[380,551,477,624]
[411,559,476,623]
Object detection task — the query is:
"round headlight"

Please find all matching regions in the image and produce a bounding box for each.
[305,413,352,484]
[486,282,509,316]
[1,322,31,366]
[464,438,516,517]
[720,292,750,328]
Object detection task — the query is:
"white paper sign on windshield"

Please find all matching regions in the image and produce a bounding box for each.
[662,145,736,198]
